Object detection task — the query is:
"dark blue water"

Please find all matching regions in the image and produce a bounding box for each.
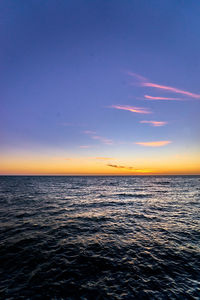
[0,176,200,299]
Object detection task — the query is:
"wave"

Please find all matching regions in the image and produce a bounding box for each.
[0,175,199,299]
[115,193,153,198]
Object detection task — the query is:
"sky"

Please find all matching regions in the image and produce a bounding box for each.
[1,0,200,175]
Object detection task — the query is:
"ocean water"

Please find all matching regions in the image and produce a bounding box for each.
[0,176,200,299]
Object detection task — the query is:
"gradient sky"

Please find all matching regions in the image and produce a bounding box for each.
[1,0,200,175]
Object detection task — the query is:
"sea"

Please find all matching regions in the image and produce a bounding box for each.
[0,176,200,299]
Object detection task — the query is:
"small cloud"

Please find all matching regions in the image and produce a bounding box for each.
[107,164,151,173]
[140,120,167,127]
[125,71,147,82]
[91,135,113,145]
[107,164,136,170]
[144,95,183,101]
[135,141,172,147]
[83,130,113,145]
[83,130,97,135]
[110,105,151,114]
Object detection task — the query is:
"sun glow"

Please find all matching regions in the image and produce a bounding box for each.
[0,151,199,175]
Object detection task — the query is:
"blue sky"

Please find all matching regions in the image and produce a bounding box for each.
[1,0,200,174]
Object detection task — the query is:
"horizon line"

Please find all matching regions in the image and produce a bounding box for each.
[0,174,199,176]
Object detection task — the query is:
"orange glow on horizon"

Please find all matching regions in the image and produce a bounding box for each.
[0,152,200,175]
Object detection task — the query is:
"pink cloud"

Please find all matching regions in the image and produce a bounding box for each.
[127,71,200,99]
[83,130,113,145]
[140,120,167,127]
[142,82,200,99]
[83,130,97,135]
[92,135,113,145]
[111,105,151,114]
[144,95,183,101]
[126,71,147,82]
[135,141,172,147]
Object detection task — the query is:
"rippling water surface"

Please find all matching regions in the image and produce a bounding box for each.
[0,176,200,299]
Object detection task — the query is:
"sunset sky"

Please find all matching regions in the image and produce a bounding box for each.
[1,0,200,175]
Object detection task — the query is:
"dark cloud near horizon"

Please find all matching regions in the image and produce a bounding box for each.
[107,164,137,171]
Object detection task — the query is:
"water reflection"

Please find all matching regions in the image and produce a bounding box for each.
[0,176,199,299]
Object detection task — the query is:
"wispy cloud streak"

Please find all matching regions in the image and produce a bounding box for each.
[92,135,113,145]
[142,83,200,99]
[84,130,113,145]
[127,71,200,99]
[111,105,151,114]
[140,120,167,127]
[135,141,172,147]
[126,71,147,82]
[107,164,135,170]
[144,95,183,101]
[83,130,97,135]
[107,164,151,173]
